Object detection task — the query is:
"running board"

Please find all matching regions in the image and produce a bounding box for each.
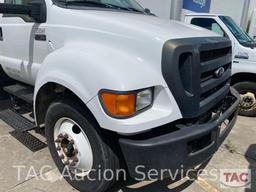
[3,84,34,104]
[9,131,47,152]
[0,109,36,132]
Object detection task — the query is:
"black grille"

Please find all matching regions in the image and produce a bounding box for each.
[162,37,232,118]
[200,47,231,62]
[199,47,232,107]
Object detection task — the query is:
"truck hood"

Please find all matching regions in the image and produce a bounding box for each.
[49,8,219,43]
[79,10,217,39]
[47,7,221,91]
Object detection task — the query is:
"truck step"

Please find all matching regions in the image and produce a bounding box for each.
[9,130,47,152]
[0,109,36,132]
[3,84,34,104]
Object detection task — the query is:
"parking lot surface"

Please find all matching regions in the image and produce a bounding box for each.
[0,116,255,192]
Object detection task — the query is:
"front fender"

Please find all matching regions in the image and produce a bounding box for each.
[34,44,182,134]
[35,43,166,104]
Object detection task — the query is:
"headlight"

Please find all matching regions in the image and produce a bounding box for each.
[100,88,153,118]
[136,89,153,111]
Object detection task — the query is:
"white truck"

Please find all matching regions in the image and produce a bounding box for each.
[185,13,256,117]
[0,1,239,192]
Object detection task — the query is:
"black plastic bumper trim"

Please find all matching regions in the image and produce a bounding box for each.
[119,88,239,179]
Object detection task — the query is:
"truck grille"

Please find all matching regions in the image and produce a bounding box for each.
[162,37,232,118]
[200,47,231,62]
[199,46,232,114]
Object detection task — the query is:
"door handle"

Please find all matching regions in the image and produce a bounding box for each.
[35,34,46,41]
[0,27,3,41]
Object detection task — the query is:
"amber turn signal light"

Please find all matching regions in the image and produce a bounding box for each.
[100,92,136,117]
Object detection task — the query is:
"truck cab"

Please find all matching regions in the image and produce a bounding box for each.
[0,1,239,192]
[185,13,256,117]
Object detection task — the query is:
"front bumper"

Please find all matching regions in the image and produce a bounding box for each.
[119,88,240,179]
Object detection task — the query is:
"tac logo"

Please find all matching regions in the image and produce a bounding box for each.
[193,0,206,8]
[220,169,251,189]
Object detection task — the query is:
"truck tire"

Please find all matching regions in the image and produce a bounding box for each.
[0,65,14,87]
[233,81,256,117]
[45,99,119,192]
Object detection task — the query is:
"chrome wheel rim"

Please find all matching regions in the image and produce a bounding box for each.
[54,118,93,177]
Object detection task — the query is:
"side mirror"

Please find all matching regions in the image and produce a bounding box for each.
[0,0,46,23]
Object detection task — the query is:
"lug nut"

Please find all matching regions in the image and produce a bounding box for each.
[58,134,63,138]
[70,140,74,144]
[70,162,77,167]
[59,154,65,159]
[64,161,70,165]
[64,134,69,139]
[56,146,61,151]
[55,138,61,143]
[73,157,79,162]
[72,149,78,155]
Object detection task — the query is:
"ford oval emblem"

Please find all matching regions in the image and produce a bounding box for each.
[214,67,225,78]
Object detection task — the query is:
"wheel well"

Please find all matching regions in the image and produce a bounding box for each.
[35,83,97,126]
[231,73,256,85]
[35,83,123,162]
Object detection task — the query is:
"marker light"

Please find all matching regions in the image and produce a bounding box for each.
[100,92,136,117]
[136,89,153,111]
[100,88,153,118]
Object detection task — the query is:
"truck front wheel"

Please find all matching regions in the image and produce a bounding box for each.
[45,99,119,192]
[233,81,256,117]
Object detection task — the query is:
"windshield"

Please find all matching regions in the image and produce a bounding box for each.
[219,16,254,46]
[57,0,145,13]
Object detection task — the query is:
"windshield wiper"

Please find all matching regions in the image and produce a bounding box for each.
[105,4,145,13]
[59,0,145,13]
[59,0,112,7]
[125,7,145,13]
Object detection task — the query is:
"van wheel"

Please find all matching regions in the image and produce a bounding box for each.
[233,81,256,117]
[45,99,119,192]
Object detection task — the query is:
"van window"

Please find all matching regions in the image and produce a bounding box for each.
[3,0,34,22]
[191,18,226,38]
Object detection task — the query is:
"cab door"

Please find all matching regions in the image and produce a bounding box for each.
[0,0,48,85]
